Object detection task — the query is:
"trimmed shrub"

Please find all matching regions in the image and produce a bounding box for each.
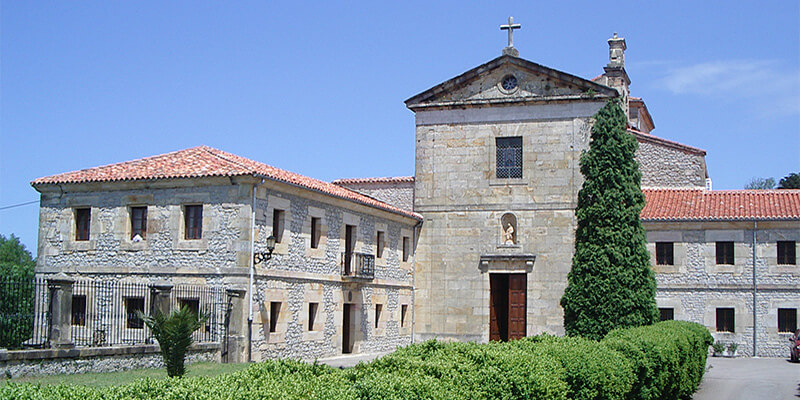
[0,322,712,400]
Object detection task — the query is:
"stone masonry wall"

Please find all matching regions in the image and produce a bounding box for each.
[334,181,414,212]
[647,221,800,357]
[636,139,706,188]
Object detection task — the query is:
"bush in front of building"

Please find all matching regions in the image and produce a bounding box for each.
[602,320,714,400]
[0,321,712,400]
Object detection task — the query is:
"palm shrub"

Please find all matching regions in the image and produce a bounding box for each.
[138,306,207,377]
[560,99,658,340]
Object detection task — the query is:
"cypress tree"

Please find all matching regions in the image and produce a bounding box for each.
[560,99,658,340]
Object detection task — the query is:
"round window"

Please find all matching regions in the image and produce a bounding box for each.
[501,75,518,91]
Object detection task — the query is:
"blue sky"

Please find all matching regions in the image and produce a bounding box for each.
[2,1,798,252]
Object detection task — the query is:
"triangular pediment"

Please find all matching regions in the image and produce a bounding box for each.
[405,55,618,110]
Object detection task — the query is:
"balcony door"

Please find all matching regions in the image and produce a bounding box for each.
[344,225,356,275]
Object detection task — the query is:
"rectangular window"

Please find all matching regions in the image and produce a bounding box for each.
[659,307,674,321]
[75,208,91,241]
[130,206,147,240]
[269,301,281,333]
[778,308,797,333]
[375,304,382,329]
[273,209,285,243]
[125,297,145,329]
[655,242,674,265]
[376,231,385,259]
[401,304,408,328]
[308,302,319,331]
[402,236,411,262]
[184,205,203,240]
[496,137,523,179]
[71,295,86,326]
[310,217,321,249]
[178,298,200,316]
[716,241,734,265]
[716,308,735,333]
[778,241,796,265]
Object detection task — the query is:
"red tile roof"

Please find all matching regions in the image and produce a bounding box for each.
[642,189,800,221]
[31,146,422,221]
[629,129,706,156]
[333,176,415,185]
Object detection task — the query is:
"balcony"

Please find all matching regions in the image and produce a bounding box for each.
[341,252,375,280]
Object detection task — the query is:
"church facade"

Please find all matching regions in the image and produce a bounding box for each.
[31,32,798,359]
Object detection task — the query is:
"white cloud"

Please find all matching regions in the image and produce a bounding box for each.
[656,60,800,116]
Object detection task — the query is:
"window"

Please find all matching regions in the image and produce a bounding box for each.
[269,301,281,333]
[178,298,200,316]
[184,205,203,240]
[716,242,734,265]
[716,308,735,333]
[130,206,147,240]
[72,295,86,326]
[308,302,319,331]
[778,308,797,333]
[125,297,145,329]
[273,209,285,243]
[375,304,382,329]
[496,137,523,179]
[402,236,411,262]
[376,231,385,258]
[75,208,91,241]
[655,242,673,265]
[659,307,674,321]
[310,217,321,249]
[401,304,408,328]
[778,241,796,265]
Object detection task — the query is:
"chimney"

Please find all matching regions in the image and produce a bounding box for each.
[603,33,631,118]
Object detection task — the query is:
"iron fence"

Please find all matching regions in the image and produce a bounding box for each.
[0,277,49,349]
[0,277,228,349]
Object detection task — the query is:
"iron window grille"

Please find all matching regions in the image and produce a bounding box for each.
[716,308,735,332]
[659,307,674,321]
[778,308,797,333]
[716,242,734,265]
[184,205,203,240]
[496,137,523,179]
[75,208,91,241]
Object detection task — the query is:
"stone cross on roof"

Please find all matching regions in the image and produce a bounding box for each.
[500,16,521,56]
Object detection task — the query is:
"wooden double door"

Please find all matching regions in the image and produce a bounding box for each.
[489,273,527,341]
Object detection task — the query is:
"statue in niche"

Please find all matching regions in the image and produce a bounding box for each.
[501,213,517,245]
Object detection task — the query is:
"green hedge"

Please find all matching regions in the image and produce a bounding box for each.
[0,321,712,400]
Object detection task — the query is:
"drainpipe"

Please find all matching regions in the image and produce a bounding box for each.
[411,221,421,343]
[247,179,264,362]
[752,221,758,357]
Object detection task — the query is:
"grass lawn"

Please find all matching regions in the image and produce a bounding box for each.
[0,362,249,388]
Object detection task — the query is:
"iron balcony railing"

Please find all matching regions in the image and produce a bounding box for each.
[341,252,375,280]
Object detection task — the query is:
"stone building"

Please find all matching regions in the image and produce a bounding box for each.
[31,29,798,359]
[31,146,421,361]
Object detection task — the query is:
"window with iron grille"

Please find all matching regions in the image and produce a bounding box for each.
[75,208,91,241]
[778,308,797,333]
[72,295,86,326]
[130,206,147,239]
[655,242,674,265]
[716,308,735,332]
[496,137,523,179]
[184,205,203,240]
[778,241,796,265]
[716,242,734,265]
[125,297,145,329]
[659,307,674,321]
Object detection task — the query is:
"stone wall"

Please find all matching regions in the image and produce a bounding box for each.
[413,100,604,342]
[636,137,706,188]
[646,221,800,357]
[0,343,219,378]
[333,180,414,212]
[34,176,419,362]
